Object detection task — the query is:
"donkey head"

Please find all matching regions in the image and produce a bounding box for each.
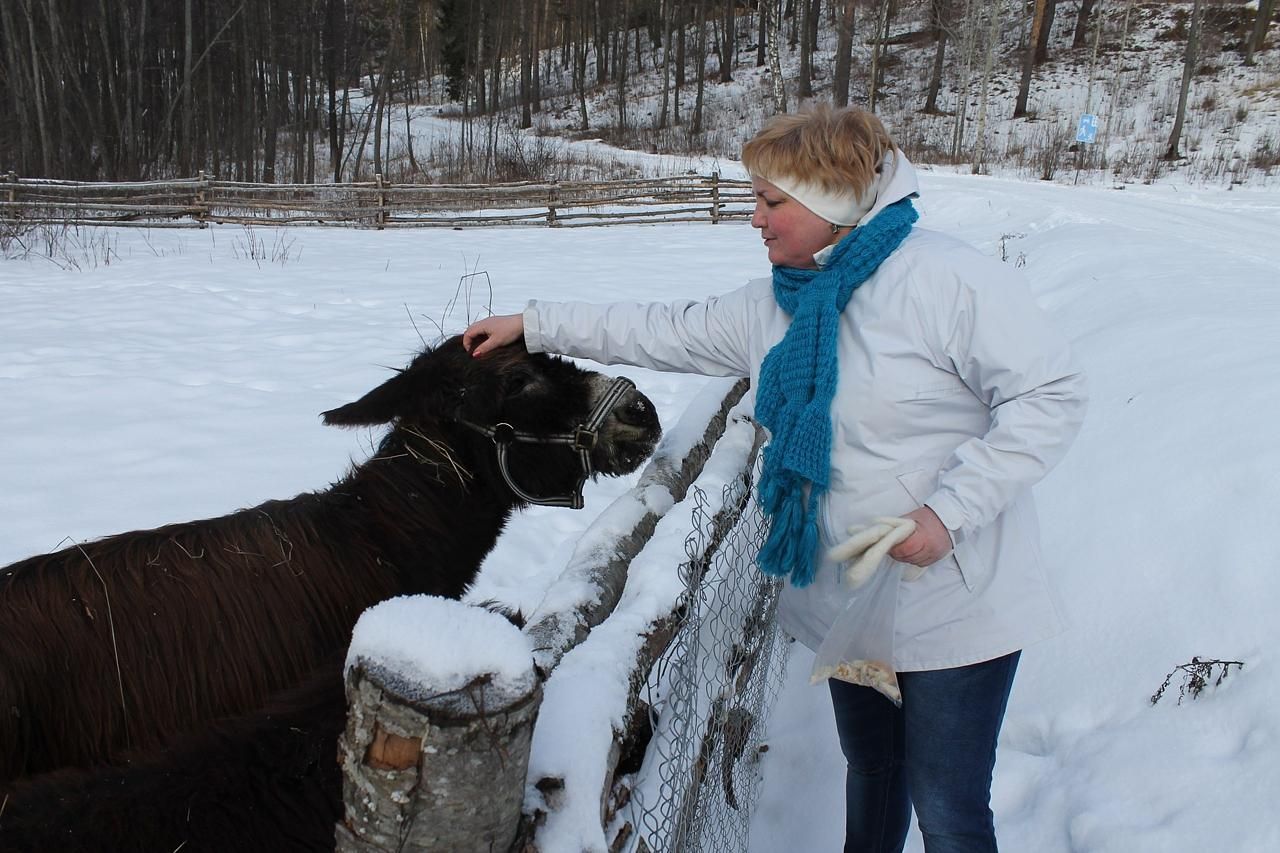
[321,337,661,502]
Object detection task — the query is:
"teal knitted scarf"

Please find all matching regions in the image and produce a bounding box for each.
[755,198,918,587]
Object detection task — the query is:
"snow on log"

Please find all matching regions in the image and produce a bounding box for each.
[336,596,539,852]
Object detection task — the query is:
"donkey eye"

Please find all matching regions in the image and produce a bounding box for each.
[505,370,539,397]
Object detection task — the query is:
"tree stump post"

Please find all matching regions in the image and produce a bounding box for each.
[195,170,208,226]
[336,598,540,852]
[710,171,720,224]
[375,173,387,230]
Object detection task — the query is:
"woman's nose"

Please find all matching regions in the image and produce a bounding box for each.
[751,204,766,229]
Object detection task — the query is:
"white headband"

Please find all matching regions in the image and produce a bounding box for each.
[764,150,898,227]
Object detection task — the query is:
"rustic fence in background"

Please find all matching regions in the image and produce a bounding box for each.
[0,171,753,229]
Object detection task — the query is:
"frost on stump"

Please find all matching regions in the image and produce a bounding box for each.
[336,661,541,852]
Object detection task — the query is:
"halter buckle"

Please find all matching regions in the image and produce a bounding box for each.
[572,426,598,452]
[491,422,516,445]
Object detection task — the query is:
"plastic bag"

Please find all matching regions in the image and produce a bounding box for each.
[810,558,903,706]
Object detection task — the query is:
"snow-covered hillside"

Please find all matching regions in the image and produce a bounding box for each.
[364,1,1280,189]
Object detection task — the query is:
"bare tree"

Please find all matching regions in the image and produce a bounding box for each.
[719,0,734,83]
[972,0,1004,172]
[1245,0,1277,66]
[1015,0,1051,117]
[868,0,893,111]
[617,0,630,131]
[923,0,950,114]
[832,0,857,107]
[1035,0,1057,63]
[692,0,708,135]
[520,0,533,128]
[757,0,767,66]
[573,0,590,129]
[950,0,980,159]
[658,0,673,127]
[1073,0,1099,49]
[1165,0,1204,160]
[768,0,787,112]
[798,0,814,98]
[182,0,194,175]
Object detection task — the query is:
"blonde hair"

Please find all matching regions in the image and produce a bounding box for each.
[741,104,895,198]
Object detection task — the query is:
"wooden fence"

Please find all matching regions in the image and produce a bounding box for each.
[0,171,754,229]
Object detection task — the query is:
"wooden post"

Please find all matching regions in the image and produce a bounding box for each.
[547,181,559,226]
[375,173,386,230]
[710,171,721,224]
[336,601,540,852]
[6,171,16,205]
[195,170,208,227]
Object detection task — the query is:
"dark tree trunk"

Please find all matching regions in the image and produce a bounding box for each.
[182,0,194,175]
[832,0,856,108]
[719,0,734,83]
[692,0,707,135]
[1072,0,1098,49]
[1014,0,1049,118]
[1245,0,1277,66]
[924,0,949,114]
[1035,0,1057,63]
[520,0,533,128]
[798,0,813,97]
[757,0,766,66]
[1165,0,1204,160]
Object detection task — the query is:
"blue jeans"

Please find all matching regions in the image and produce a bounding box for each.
[828,651,1021,853]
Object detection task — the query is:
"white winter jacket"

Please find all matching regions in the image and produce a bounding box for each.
[523,158,1087,671]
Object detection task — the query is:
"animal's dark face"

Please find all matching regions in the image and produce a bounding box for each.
[321,337,661,490]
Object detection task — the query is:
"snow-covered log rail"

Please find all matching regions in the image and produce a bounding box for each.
[0,172,753,228]
[518,390,773,853]
[335,378,781,852]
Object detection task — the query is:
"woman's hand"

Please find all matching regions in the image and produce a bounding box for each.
[887,506,953,567]
[463,313,524,357]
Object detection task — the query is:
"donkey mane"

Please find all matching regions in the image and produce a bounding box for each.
[0,336,659,784]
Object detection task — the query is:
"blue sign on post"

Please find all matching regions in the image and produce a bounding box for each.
[1076,113,1098,144]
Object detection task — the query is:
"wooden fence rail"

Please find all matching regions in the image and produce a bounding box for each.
[0,171,754,229]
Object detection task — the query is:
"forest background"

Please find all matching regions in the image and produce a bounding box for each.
[1,0,1277,189]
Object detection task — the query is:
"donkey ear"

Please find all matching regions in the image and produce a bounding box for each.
[321,368,419,427]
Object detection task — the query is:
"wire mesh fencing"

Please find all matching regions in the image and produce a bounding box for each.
[627,459,790,853]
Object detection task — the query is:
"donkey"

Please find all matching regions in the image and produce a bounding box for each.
[0,665,348,852]
[0,336,660,784]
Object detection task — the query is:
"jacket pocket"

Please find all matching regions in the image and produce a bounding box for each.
[894,468,983,592]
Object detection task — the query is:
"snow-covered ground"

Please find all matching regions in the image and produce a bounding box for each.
[3,170,1279,851]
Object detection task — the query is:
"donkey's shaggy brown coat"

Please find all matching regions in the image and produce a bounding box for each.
[0,337,659,784]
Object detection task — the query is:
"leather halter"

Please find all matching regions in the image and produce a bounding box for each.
[460,376,637,509]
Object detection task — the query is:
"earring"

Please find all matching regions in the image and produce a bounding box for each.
[831,223,840,234]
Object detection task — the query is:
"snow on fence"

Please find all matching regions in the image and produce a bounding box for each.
[0,171,753,229]
[336,378,788,852]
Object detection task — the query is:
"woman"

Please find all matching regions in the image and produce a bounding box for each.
[464,104,1086,853]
